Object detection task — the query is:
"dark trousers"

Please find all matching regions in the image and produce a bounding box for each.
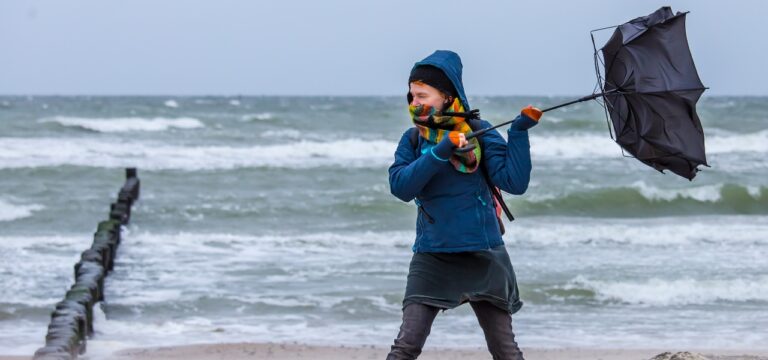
[386,301,524,360]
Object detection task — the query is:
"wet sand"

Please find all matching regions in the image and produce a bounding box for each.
[5,343,768,360]
[64,343,768,360]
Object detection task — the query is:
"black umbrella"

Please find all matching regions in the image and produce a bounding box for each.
[451,6,708,180]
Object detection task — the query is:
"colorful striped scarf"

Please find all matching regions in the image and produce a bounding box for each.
[409,98,481,173]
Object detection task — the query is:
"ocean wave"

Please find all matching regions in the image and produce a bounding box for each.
[564,275,768,306]
[164,99,179,108]
[119,230,412,254]
[119,213,768,250]
[705,129,768,154]
[0,199,44,222]
[2,128,766,170]
[509,215,768,246]
[261,129,302,139]
[0,235,87,307]
[529,130,768,159]
[530,133,618,158]
[241,112,275,121]
[0,137,396,170]
[39,116,205,133]
[515,182,768,216]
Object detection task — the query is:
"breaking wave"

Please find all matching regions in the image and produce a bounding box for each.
[0,137,395,170]
[0,199,44,222]
[529,130,768,159]
[515,182,768,216]
[39,116,205,133]
[562,275,768,306]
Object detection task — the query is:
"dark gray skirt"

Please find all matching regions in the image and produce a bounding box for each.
[403,245,523,314]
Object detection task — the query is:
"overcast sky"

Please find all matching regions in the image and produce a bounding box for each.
[1,0,764,96]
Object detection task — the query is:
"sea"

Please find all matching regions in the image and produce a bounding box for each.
[1,95,766,356]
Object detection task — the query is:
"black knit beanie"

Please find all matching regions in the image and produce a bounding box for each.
[408,65,459,100]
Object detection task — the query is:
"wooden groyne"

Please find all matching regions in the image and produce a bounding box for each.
[33,168,140,360]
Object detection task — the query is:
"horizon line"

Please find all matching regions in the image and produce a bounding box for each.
[0,92,762,98]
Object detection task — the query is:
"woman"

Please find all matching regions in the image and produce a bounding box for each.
[387,50,542,360]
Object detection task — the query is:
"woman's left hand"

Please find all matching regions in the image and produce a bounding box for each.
[457,133,467,147]
[448,132,468,148]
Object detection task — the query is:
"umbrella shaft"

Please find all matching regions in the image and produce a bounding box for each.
[466,90,615,140]
[541,92,604,112]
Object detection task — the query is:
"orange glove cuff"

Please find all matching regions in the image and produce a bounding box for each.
[448,132,462,147]
[521,105,543,121]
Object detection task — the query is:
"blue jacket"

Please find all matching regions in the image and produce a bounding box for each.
[388,50,536,253]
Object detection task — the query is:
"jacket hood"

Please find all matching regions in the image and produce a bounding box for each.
[407,50,470,110]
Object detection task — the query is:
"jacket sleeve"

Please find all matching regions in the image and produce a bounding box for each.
[388,129,453,202]
[477,118,534,195]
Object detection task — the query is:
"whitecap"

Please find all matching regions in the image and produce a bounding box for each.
[261,129,302,139]
[706,129,768,154]
[164,99,179,108]
[507,215,768,247]
[528,130,768,159]
[39,116,205,133]
[567,275,768,306]
[629,181,725,202]
[0,137,396,170]
[530,133,624,159]
[241,112,274,121]
[0,199,44,221]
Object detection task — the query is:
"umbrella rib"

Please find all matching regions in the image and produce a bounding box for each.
[592,31,616,141]
[631,87,708,94]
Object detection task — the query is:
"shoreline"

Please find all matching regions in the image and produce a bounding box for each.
[6,343,768,360]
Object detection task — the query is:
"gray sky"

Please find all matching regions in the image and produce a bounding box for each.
[0,0,764,96]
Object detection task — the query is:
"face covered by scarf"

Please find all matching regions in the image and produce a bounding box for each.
[409,97,481,173]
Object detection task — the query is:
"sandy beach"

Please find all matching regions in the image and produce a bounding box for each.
[6,343,768,360]
[108,344,768,360]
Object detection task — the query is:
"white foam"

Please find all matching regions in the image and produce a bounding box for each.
[0,198,44,221]
[542,115,564,123]
[0,235,88,305]
[747,185,763,198]
[0,137,397,170]
[261,129,302,139]
[40,116,205,133]
[121,230,412,255]
[629,181,728,202]
[9,226,762,355]
[164,99,179,108]
[508,216,768,247]
[530,133,619,159]
[241,112,274,121]
[528,130,768,160]
[707,129,768,154]
[568,275,768,306]
[525,181,763,205]
[108,289,185,306]
[229,99,241,106]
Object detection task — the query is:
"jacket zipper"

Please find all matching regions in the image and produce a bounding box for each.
[415,198,435,224]
[418,206,435,224]
[477,183,490,248]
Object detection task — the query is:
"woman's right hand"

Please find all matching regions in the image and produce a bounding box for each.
[510,105,542,131]
[521,105,543,121]
[448,132,468,148]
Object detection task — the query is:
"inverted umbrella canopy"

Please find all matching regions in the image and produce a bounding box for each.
[444,7,707,180]
[600,6,708,180]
